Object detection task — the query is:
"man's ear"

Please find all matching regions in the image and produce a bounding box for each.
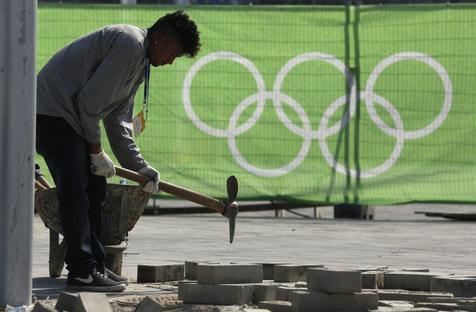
[152,32,165,46]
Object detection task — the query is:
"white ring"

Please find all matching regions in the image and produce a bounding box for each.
[228,91,313,177]
[272,52,356,139]
[318,92,405,178]
[365,52,453,140]
[182,51,266,138]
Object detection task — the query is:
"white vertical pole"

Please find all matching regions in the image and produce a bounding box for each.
[0,0,36,307]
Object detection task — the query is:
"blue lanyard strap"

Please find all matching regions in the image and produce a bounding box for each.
[143,60,151,121]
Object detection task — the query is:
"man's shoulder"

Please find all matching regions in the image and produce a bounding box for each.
[103,24,146,43]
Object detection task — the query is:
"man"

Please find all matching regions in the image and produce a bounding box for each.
[36,10,201,292]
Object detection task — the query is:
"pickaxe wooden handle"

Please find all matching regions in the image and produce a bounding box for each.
[114,166,239,243]
[115,166,225,214]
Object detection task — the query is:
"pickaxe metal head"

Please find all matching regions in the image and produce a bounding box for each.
[223,175,239,243]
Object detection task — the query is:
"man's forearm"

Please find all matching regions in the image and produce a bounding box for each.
[88,142,102,154]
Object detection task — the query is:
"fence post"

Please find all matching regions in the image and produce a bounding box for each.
[0,0,36,307]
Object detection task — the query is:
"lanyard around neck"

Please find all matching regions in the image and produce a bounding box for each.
[143,59,151,121]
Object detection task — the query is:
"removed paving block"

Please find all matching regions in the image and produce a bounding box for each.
[31,301,55,312]
[307,268,362,293]
[55,291,79,311]
[273,264,323,282]
[363,271,385,289]
[197,263,263,284]
[292,290,377,312]
[135,296,164,312]
[276,286,306,302]
[73,293,112,312]
[379,300,414,308]
[370,308,437,312]
[431,276,476,297]
[415,302,464,310]
[258,300,292,312]
[178,280,195,300]
[294,282,306,288]
[253,284,278,303]
[374,289,453,302]
[137,264,184,283]
[184,261,199,280]
[260,263,289,280]
[184,260,212,280]
[384,271,437,291]
[180,281,254,305]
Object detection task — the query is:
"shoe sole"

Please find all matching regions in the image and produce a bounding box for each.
[66,284,126,292]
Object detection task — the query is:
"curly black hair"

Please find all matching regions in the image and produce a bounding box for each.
[149,10,201,58]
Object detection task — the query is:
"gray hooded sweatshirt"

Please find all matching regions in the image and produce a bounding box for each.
[37,24,149,171]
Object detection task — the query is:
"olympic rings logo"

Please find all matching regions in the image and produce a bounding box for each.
[182,51,452,178]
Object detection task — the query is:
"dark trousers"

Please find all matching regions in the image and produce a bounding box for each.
[36,114,106,277]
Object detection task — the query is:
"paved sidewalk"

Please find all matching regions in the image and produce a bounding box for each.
[32,204,476,298]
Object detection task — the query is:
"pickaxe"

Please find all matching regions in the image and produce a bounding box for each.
[114,166,239,243]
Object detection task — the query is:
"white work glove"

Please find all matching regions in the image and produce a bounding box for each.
[90,150,116,178]
[138,165,160,194]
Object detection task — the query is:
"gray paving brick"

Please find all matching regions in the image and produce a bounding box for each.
[180,281,254,305]
[292,290,377,312]
[431,276,476,297]
[276,286,306,302]
[73,293,111,312]
[363,271,385,289]
[253,284,278,303]
[137,264,184,283]
[55,291,79,311]
[134,296,164,312]
[273,264,323,282]
[258,300,292,312]
[374,289,453,302]
[197,263,263,284]
[385,271,437,291]
[307,268,362,293]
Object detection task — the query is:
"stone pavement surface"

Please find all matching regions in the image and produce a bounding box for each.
[32,203,476,301]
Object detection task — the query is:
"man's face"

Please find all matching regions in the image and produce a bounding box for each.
[149,33,183,67]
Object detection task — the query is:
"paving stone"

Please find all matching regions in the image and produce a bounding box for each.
[137,264,184,283]
[178,280,195,300]
[55,291,79,311]
[180,281,254,305]
[379,300,414,308]
[363,271,385,289]
[73,293,112,312]
[197,263,263,284]
[184,261,200,280]
[134,296,164,312]
[31,301,55,312]
[260,263,289,280]
[253,284,278,303]
[307,268,362,293]
[356,266,388,272]
[258,300,292,312]
[373,289,454,302]
[431,276,476,297]
[273,264,323,282]
[384,271,437,291]
[414,302,462,311]
[275,286,306,302]
[292,290,377,312]
[370,308,437,312]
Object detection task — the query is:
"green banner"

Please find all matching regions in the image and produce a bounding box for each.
[37,4,476,204]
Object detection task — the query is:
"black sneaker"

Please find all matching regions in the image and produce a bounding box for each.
[66,271,125,292]
[104,268,129,285]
